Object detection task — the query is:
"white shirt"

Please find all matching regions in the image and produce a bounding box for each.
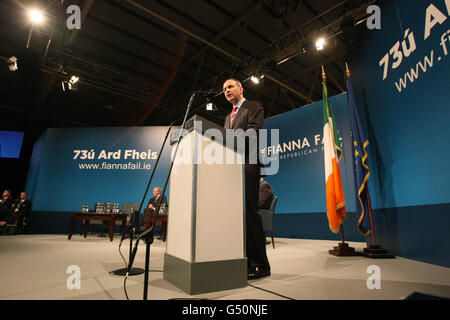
[233,98,246,111]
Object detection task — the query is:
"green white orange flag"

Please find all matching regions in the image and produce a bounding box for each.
[322,66,346,233]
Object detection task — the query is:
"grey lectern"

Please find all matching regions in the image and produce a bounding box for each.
[163,115,247,295]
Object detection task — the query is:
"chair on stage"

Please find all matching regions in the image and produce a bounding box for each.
[0,214,19,235]
[120,203,141,235]
[257,196,278,249]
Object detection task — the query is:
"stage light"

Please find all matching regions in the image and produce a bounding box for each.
[70,75,79,84]
[250,74,264,84]
[62,75,80,92]
[206,99,217,111]
[7,56,18,71]
[28,9,44,24]
[315,38,326,51]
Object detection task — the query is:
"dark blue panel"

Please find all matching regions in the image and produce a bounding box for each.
[0,130,24,158]
[273,211,364,242]
[371,203,450,268]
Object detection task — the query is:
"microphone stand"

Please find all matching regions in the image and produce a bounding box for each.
[126,91,208,300]
[112,224,144,276]
[113,124,174,277]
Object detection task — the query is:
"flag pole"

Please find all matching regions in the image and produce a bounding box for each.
[345,62,394,258]
[366,186,377,245]
[323,64,355,257]
[340,225,345,244]
[346,62,377,245]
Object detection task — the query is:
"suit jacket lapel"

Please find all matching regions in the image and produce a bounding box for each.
[225,113,231,129]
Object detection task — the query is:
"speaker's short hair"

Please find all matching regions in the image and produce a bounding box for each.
[223,78,242,88]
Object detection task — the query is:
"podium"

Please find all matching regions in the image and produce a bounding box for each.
[163,115,248,294]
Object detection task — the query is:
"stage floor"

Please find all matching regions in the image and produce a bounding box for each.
[0,234,449,300]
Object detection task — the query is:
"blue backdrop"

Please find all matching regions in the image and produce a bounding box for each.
[261,93,366,243]
[24,0,449,267]
[26,127,172,213]
[263,93,356,214]
[346,0,450,267]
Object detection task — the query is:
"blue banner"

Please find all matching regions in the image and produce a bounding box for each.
[27,127,172,212]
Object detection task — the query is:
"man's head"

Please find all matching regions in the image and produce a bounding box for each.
[223,78,243,106]
[2,190,11,197]
[20,192,27,200]
[153,187,162,197]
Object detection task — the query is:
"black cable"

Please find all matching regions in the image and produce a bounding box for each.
[124,270,163,301]
[124,272,130,300]
[118,240,128,269]
[247,283,295,300]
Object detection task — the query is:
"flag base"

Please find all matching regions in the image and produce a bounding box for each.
[360,244,395,259]
[328,242,358,256]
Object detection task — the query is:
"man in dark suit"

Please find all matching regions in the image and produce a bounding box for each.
[223,78,271,280]
[0,189,13,209]
[0,189,14,226]
[143,187,168,240]
[258,177,274,210]
[13,191,32,233]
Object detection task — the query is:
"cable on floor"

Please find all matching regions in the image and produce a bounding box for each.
[247,283,295,300]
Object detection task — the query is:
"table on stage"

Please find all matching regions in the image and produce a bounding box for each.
[68,213,128,241]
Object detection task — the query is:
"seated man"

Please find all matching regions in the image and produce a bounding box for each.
[0,189,14,226]
[13,191,32,233]
[142,187,168,240]
[258,177,274,210]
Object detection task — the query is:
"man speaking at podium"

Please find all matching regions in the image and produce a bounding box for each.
[223,78,271,280]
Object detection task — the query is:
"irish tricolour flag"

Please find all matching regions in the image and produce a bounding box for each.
[322,70,346,233]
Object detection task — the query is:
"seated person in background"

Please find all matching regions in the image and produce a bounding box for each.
[0,189,13,209]
[258,177,274,210]
[0,189,14,226]
[142,187,168,241]
[13,192,32,233]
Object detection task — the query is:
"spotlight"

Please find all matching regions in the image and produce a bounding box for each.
[7,56,18,71]
[70,75,79,84]
[62,75,80,92]
[28,9,44,24]
[205,99,217,111]
[250,74,264,84]
[315,38,326,51]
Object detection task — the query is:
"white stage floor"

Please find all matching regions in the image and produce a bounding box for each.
[0,234,449,300]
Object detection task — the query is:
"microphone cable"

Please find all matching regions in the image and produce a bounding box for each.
[247,283,295,300]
